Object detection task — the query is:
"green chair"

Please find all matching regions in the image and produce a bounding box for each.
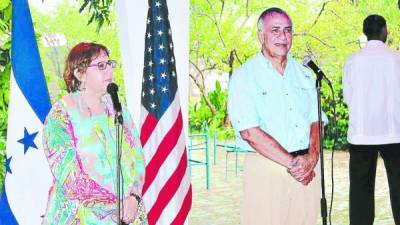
[188,123,210,189]
[213,133,254,177]
[212,126,236,165]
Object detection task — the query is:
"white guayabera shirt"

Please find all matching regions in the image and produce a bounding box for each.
[343,40,400,145]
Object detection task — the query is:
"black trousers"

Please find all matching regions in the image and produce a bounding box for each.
[349,143,400,225]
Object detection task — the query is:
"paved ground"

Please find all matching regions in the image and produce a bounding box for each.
[188,143,396,225]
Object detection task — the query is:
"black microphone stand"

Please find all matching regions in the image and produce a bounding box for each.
[115,113,124,225]
[316,74,328,225]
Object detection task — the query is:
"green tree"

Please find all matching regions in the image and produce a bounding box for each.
[190,0,400,148]
[0,0,11,193]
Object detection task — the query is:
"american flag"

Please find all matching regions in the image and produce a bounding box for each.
[140,0,192,224]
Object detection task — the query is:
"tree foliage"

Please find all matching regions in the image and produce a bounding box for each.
[79,0,113,32]
[190,0,400,148]
[0,0,11,193]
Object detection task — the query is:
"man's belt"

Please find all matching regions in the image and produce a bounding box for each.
[289,148,309,156]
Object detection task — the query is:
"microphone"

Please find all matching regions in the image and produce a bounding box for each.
[107,82,123,124]
[302,55,332,86]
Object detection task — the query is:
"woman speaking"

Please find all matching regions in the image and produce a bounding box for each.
[41,42,148,225]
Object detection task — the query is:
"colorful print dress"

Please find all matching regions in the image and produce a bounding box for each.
[42,91,148,225]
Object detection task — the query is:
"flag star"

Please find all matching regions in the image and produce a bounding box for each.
[172,71,176,77]
[168,29,172,35]
[148,60,153,67]
[171,57,175,63]
[149,74,155,81]
[150,89,155,95]
[142,78,145,83]
[18,127,39,154]
[157,30,163,36]
[6,156,12,174]
[150,103,156,108]
[169,43,173,49]
[147,46,152,53]
[156,16,163,22]
[142,91,146,97]
[147,19,151,24]
[161,86,168,93]
[159,44,165,50]
[160,58,166,64]
[161,72,167,78]
[155,1,161,7]
[147,32,152,39]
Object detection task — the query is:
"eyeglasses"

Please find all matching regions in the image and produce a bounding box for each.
[270,27,293,37]
[88,60,117,70]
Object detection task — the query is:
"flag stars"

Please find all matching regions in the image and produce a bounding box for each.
[148,60,154,67]
[18,127,39,154]
[142,91,146,97]
[171,57,175,63]
[172,71,176,77]
[147,46,153,53]
[150,103,157,109]
[150,89,155,95]
[168,29,172,35]
[6,156,12,174]
[149,74,155,81]
[156,16,163,22]
[161,86,168,93]
[160,58,166,64]
[157,30,163,36]
[169,43,173,49]
[159,44,165,50]
[147,32,152,39]
[161,72,167,78]
[147,19,151,24]
[155,1,161,7]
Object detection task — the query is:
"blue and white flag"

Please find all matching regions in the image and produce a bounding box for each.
[0,0,53,224]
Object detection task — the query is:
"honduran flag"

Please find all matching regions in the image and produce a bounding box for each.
[0,0,53,224]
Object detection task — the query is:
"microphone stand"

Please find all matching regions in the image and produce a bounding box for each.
[316,74,328,225]
[115,113,124,225]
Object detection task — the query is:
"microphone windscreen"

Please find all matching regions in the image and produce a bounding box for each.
[107,82,118,94]
[302,55,312,67]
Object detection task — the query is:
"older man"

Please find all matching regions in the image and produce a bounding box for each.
[228,7,326,225]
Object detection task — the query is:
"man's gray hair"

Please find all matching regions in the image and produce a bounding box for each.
[257,7,291,32]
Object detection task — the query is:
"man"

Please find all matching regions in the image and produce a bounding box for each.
[343,14,400,225]
[228,7,327,225]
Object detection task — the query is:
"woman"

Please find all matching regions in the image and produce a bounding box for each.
[42,42,148,225]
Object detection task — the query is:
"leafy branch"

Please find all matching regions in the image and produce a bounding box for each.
[189,59,217,116]
[79,0,113,32]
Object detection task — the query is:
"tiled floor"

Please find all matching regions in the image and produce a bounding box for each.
[188,145,396,225]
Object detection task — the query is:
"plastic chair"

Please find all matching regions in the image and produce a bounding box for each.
[188,123,210,189]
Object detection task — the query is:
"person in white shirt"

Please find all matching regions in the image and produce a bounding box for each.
[343,14,400,225]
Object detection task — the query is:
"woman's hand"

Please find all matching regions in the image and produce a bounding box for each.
[121,195,139,224]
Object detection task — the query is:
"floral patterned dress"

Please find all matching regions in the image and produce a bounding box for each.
[42,91,148,225]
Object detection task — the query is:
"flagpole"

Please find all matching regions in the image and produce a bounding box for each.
[116,120,122,225]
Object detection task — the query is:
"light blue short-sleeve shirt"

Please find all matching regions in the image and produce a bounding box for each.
[228,51,328,153]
